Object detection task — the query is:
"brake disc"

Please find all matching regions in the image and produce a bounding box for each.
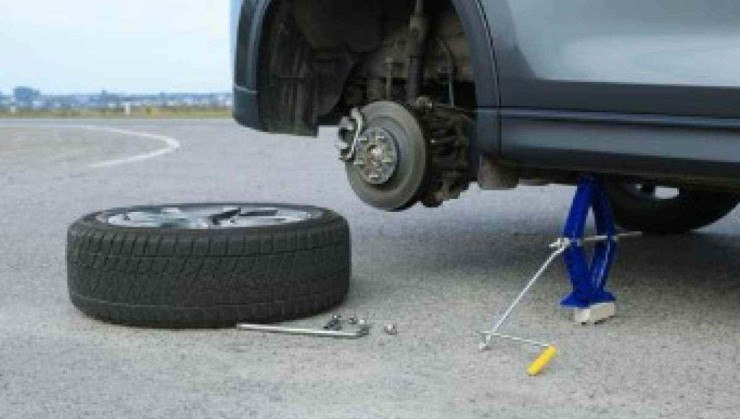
[338,101,430,211]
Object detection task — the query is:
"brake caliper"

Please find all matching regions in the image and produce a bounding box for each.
[336,108,364,162]
[413,99,471,208]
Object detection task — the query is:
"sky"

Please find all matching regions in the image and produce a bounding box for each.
[0,0,231,95]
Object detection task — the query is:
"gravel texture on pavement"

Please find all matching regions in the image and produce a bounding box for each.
[1,119,738,419]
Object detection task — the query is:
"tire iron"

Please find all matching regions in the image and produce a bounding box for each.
[478,242,567,376]
[479,231,641,376]
[236,322,370,340]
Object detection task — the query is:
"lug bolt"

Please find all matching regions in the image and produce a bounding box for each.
[323,314,343,331]
[384,324,398,336]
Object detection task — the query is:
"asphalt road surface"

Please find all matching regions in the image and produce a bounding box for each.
[1,119,738,419]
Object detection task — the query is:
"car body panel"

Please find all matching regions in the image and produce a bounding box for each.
[482,0,740,118]
[481,0,740,182]
[231,0,261,90]
[231,0,261,128]
[501,110,740,181]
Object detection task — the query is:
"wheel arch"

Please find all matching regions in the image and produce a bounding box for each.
[446,0,499,108]
[245,0,499,105]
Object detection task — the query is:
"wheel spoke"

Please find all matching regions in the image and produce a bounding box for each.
[104,205,313,229]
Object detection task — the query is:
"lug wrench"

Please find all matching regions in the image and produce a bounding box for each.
[236,323,370,339]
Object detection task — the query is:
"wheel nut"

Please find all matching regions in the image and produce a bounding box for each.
[323,314,343,330]
[384,324,398,336]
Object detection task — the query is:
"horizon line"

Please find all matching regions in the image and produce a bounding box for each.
[1,90,233,97]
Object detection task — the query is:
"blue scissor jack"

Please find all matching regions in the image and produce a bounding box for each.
[559,175,622,322]
[480,176,641,374]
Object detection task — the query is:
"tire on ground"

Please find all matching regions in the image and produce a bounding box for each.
[605,185,738,234]
[66,203,351,328]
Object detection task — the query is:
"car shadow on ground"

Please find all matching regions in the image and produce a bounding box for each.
[350,224,740,318]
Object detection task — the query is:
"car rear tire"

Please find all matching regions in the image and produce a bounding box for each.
[605,184,738,234]
[67,203,351,328]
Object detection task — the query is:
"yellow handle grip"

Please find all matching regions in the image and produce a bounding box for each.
[527,345,557,376]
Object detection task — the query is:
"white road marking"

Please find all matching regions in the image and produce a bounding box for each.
[0,123,181,168]
[83,126,181,168]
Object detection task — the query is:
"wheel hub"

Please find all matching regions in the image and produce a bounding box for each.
[353,127,399,185]
[336,100,472,211]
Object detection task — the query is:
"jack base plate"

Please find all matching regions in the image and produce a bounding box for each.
[573,302,615,325]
